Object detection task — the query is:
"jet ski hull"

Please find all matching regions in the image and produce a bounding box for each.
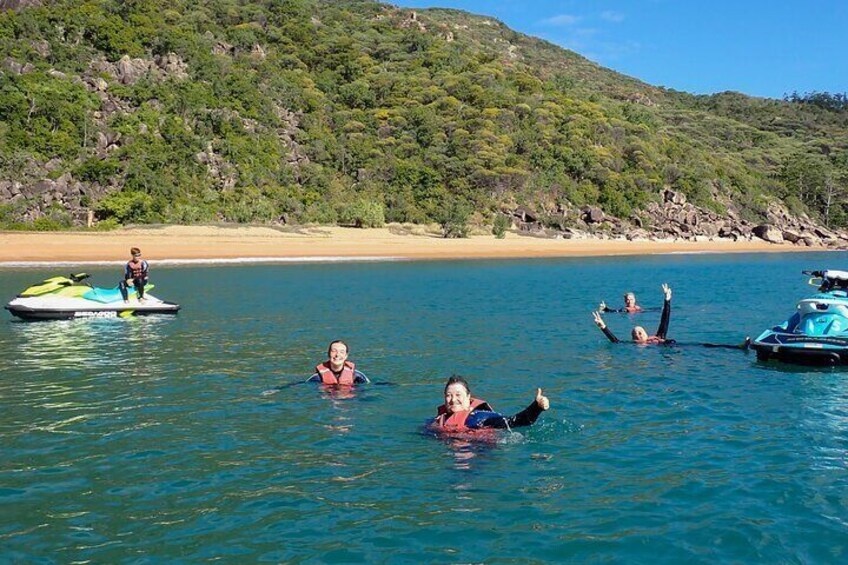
[751,334,848,366]
[5,295,180,320]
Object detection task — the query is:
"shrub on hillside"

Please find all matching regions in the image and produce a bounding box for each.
[95,191,157,224]
[437,198,471,238]
[338,197,385,228]
[492,214,510,238]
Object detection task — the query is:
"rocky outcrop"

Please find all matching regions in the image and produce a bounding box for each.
[639,189,749,240]
[195,142,238,192]
[89,53,188,86]
[3,57,34,74]
[752,224,784,244]
[0,0,41,12]
[1,173,107,225]
[581,206,605,224]
[501,189,848,250]
[273,105,310,172]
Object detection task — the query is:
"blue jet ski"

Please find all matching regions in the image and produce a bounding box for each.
[752,270,848,365]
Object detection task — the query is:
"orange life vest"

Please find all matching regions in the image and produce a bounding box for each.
[316,361,356,385]
[127,259,147,279]
[432,398,491,431]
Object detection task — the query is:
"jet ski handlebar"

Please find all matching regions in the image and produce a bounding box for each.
[802,270,825,277]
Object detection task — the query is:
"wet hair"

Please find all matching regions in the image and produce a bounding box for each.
[444,374,470,395]
[624,292,636,300]
[130,247,141,256]
[327,340,349,356]
[631,326,646,340]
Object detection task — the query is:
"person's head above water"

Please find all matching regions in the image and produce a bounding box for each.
[327,340,349,371]
[624,292,637,307]
[631,326,649,343]
[443,375,472,415]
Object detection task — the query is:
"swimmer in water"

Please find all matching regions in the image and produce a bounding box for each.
[594,284,673,344]
[306,340,370,385]
[428,375,550,432]
[593,284,750,349]
[599,291,643,313]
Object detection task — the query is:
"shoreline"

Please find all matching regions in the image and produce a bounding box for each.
[0,224,826,266]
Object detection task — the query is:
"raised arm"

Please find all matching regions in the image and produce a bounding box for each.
[655,284,672,339]
[593,311,620,343]
[599,300,617,313]
[472,388,550,429]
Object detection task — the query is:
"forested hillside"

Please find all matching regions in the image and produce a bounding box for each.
[1,0,846,240]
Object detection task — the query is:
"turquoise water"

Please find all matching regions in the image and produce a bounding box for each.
[2,252,847,563]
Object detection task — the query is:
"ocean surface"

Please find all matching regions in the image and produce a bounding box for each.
[2,252,847,563]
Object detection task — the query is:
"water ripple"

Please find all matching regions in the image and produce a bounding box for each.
[2,257,848,562]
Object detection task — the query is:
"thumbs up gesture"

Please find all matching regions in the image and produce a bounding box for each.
[535,388,550,411]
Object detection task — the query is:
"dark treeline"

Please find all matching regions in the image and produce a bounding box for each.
[784,91,848,112]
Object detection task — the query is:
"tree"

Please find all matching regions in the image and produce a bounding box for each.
[492,213,510,238]
[338,197,385,228]
[820,171,844,227]
[436,198,471,238]
[779,153,827,207]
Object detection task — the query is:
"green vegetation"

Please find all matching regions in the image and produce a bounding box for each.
[0,0,846,233]
[492,214,509,238]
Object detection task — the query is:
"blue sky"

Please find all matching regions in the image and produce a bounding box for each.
[394,0,847,99]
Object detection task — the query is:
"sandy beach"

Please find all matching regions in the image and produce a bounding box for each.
[0,224,821,264]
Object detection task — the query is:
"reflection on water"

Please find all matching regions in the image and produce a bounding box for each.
[3,255,848,563]
[8,316,169,371]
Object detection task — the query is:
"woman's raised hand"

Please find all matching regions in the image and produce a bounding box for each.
[535,388,550,411]
[592,310,606,329]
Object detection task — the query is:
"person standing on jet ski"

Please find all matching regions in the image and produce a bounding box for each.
[593,284,750,349]
[599,291,643,313]
[120,247,149,304]
[428,375,550,432]
[307,340,370,385]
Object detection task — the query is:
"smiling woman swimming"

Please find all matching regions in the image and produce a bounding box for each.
[427,375,550,432]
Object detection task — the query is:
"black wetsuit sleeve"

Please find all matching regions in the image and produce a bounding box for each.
[354,370,370,384]
[474,401,545,429]
[600,325,620,343]
[655,299,671,340]
[602,306,620,313]
[306,373,320,383]
[700,340,749,350]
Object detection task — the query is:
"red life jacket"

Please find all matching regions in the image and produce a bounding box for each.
[127,259,147,279]
[316,361,356,385]
[644,335,665,344]
[432,398,490,432]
